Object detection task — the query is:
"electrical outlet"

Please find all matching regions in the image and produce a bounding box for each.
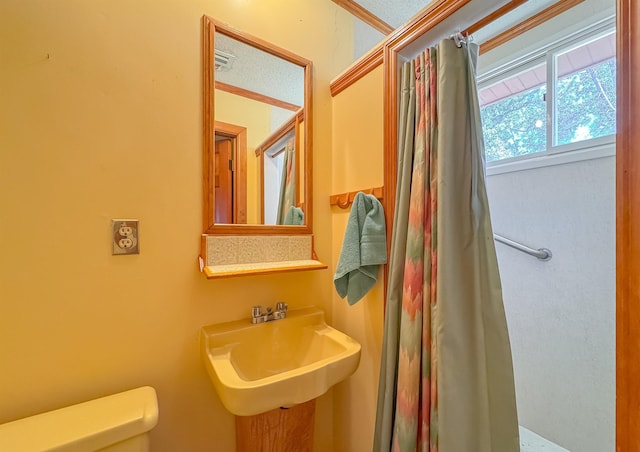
[112,219,139,255]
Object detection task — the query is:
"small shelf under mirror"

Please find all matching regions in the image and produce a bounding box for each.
[200,234,325,279]
[202,259,327,279]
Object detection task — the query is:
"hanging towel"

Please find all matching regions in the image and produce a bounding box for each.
[334,192,387,305]
[283,206,304,225]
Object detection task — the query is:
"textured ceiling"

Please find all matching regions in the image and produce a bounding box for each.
[214,32,304,108]
[355,0,433,29]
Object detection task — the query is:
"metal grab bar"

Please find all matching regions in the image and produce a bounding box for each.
[494,234,552,261]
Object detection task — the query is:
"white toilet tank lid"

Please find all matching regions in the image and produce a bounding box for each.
[0,386,159,451]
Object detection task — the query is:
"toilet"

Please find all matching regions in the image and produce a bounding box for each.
[0,386,158,451]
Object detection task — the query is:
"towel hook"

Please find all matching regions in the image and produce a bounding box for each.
[336,194,351,209]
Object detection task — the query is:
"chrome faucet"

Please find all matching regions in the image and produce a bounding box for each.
[251,302,288,324]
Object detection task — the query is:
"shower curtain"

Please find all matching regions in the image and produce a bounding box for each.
[276,138,296,225]
[373,39,519,452]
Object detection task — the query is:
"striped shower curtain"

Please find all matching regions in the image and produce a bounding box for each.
[373,39,520,452]
[276,138,296,225]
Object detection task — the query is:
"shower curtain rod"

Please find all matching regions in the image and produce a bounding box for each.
[494,233,552,261]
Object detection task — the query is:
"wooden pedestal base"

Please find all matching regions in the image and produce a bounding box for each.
[235,399,316,452]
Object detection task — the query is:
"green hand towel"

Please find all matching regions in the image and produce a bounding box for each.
[283,206,304,225]
[334,192,387,305]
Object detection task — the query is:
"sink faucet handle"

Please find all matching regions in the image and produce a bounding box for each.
[276,301,288,312]
[251,306,262,318]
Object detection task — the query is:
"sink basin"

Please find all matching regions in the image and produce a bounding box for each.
[200,306,361,416]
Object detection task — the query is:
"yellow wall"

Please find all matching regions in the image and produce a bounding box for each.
[0,1,355,451]
[215,89,271,224]
[330,65,385,452]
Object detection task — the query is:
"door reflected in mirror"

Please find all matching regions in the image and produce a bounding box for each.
[203,17,312,233]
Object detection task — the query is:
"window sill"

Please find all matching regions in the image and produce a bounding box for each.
[486,141,615,176]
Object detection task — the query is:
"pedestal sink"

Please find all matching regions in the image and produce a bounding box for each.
[200,306,361,416]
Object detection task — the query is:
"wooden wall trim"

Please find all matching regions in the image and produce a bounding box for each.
[384,0,471,54]
[382,42,398,265]
[480,0,585,54]
[254,110,303,157]
[616,1,640,450]
[304,48,314,235]
[202,224,314,235]
[215,81,300,112]
[331,0,393,35]
[259,149,264,223]
[463,0,527,35]
[330,46,384,97]
[294,114,302,207]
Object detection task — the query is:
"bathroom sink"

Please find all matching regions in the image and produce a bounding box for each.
[200,306,361,416]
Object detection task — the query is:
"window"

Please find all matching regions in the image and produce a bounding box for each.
[479,22,616,165]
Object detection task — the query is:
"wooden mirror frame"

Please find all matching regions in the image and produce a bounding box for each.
[202,16,313,235]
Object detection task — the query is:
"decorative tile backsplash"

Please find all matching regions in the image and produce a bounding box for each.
[205,235,313,267]
[288,236,313,261]
[206,235,239,265]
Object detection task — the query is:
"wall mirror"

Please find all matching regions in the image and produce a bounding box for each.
[202,16,313,235]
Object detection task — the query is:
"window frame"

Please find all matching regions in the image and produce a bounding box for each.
[478,17,616,174]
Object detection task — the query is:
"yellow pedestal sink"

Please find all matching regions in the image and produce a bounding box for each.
[200,306,361,416]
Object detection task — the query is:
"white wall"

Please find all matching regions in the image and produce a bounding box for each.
[479,1,616,449]
[486,154,615,452]
[353,19,385,61]
[263,151,284,224]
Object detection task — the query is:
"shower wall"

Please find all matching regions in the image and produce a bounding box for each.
[485,154,615,452]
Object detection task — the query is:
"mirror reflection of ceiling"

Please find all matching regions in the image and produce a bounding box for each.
[214,32,304,108]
